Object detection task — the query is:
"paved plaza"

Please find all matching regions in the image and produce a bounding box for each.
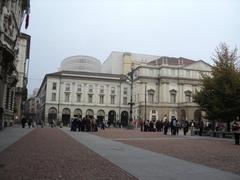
[0,126,239,180]
[91,128,240,175]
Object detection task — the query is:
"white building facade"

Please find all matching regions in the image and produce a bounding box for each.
[37,71,131,126]
[37,53,211,126]
[15,33,31,123]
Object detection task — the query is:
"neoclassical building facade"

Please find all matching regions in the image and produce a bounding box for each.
[36,53,211,126]
[0,0,31,129]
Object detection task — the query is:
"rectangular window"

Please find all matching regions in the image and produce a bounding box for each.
[171,69,175,76]
[52,82,57,90]
[123,97,127,105]
[65,83,70,91]
[100,86,104,93]
[123,87,128,95]
[65,92,70,102]
[186,70,190,77]
[88,94,93,103]
[110,95,115,104]
[76,93,81,102]
[99,95,104,104]
[89,85,93,93]
[111,87,115,94]
[51,93,56,101]
[148,94,154,104]
[77,84,82,92]
[170,94,176,103]
[186,95,191,102]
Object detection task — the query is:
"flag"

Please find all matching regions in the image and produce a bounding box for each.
[25,14,29,29]
[25,0,30,29]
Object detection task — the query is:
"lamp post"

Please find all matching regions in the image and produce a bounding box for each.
[124,67,135,124]
[128,68,134,123]
[144,82,147,122]
[136,81,147,123]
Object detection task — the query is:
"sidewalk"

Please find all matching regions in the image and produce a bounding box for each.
[0,125,33,152]
[63,128,240,180]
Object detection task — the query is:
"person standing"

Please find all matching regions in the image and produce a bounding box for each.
[171,116,177,135]
[101,119,105,130]
[156,120,160,132]
[164,118,169,135]
[27,118,32,128]
[183,120,189,136]
[232,120,240,145]
[21,116,26,128]
[139,119,144,132]
[190,120,195,136]
[199,120,204,136]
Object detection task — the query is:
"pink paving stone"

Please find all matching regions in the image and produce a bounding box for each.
[92,128,240,175]
[0,128,137,180]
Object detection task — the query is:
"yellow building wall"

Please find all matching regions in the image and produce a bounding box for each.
[122,53,133,75]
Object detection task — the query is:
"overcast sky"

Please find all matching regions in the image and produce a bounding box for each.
[22,0,240,94]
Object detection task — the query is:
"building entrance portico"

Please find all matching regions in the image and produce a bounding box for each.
[74,108,82,118]
[194,109,201,122]
[108,110,116,126]
[62,108,71,126]
[48,107,57,124]
[86,109,94,119]
[121,111,128,127]
[149,109,158,121]
[97,110,105,125]
[180,109,186,122]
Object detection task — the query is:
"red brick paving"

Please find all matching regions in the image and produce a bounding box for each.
[92,128,177,139]
[92,128,240,175]
[0,128,137,180]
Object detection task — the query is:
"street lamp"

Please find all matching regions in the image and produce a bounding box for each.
[144,82,147,122]
[124,67,135,124]
[136,81,147,122]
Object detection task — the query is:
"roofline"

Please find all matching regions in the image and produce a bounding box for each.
[36,75,47,97]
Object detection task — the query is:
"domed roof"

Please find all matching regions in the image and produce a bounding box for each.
[59,55,101,72]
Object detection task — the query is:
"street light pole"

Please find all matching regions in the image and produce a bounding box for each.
[129,68,134,123]
[144,82,147,122]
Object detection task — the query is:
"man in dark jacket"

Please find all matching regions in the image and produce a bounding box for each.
[21,116,27,128]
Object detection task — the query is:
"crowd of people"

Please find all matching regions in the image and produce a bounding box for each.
[139,115,205,136]
[70,116,106,132]
[21,114,239,145]
[21,116,33,128]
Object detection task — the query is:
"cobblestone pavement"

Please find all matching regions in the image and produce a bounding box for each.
[0,128,137,180]
[92,128,240,175]
[0,125,33,152]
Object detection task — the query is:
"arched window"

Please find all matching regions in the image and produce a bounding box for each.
[86,109,94,117]
[74,109,82,118]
